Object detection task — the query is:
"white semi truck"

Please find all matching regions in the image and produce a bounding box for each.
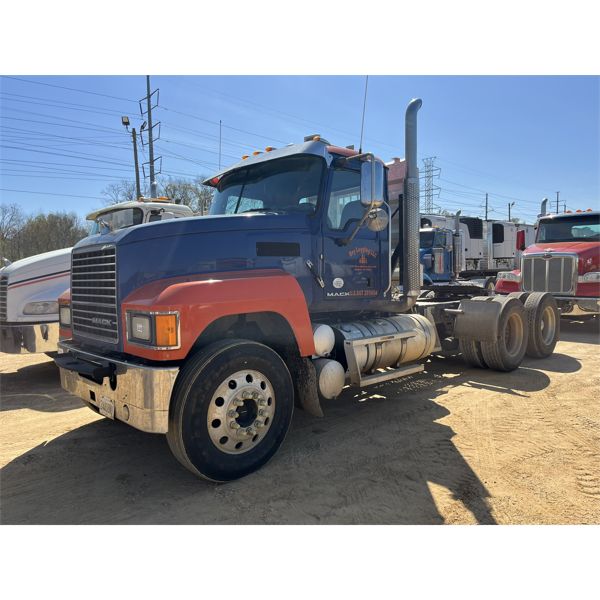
[0,198,193,354]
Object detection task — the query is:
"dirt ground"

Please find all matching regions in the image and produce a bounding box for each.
[1,318,599,525]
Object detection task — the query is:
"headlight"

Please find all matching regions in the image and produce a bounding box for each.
[23,301,58,315]
[130,314,152,341]
[497,271,521,282]
[581,271,600,282]
[59,305,71,326]
[127,311,179,348]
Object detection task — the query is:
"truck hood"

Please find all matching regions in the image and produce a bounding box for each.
[0,247,71,283]
[73,213,308,250]
[524,241,600,274]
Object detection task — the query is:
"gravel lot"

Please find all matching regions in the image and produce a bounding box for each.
[1,318,598,525]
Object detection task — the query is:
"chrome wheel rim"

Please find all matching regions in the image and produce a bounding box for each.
[540,305,556,346]
[207,370,275,455]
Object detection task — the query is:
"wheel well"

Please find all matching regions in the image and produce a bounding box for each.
[189,311,300,360]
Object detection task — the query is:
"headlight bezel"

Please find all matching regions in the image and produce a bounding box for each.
[497,271,521,282]
[59,304,72,327]
[23,301,59,315]
[126,310,180,349]
[580,271,600,283]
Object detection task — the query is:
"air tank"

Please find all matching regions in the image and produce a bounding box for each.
[312,323,335,357]
[313,358,346,399]
[332,314,438,373]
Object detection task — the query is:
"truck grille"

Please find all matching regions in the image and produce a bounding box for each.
[521,253,577,295]
[71,246,118,343]
[0,276,7,322]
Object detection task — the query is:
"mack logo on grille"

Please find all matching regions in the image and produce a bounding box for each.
[92,317,115,327]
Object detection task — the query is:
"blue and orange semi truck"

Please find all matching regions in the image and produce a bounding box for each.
[54,100,559,481]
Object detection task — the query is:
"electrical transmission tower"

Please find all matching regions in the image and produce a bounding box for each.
[139,76,162,198]
[421,156,441,213]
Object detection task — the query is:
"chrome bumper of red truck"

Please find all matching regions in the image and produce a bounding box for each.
[56,341,179,434]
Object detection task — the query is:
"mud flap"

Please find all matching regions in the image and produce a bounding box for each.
[452,297,502,342]
[289,355,324,418]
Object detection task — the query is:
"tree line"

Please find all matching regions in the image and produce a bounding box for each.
[0,176,215,263]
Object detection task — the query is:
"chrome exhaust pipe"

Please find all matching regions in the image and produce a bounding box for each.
[400,98,423,309]
[539,198,548,217]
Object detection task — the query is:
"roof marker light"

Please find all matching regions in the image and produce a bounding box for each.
[265,146,275,152]
[252,151,261,156]
[241,155,249,160]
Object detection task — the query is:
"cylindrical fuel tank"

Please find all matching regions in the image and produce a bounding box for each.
[312,323,335,357]
[313,358,346,399]
[332,314,438,373]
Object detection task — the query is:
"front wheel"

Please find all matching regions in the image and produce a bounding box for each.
[167,339,294,482]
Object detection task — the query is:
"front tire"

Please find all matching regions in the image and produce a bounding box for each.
[167,339,294,482]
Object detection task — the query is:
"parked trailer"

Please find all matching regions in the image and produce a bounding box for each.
[0,198,193,355]
[54,99,559,482]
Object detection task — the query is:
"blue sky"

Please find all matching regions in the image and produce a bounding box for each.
[0,75,598,224]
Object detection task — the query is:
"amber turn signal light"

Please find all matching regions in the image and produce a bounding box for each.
[155,314,178,347]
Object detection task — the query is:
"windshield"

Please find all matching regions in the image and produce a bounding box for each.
[537,214,600,243]
[420,230,435,248]
[209,155,324,216]
[88,207,143,234]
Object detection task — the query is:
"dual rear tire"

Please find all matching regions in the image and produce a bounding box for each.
[460,292,559,371]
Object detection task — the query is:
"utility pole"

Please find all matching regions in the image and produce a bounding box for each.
[508,201,515,221]
[555,191,560,214]
[485,193,489,220]
[121,115,141,200]
[131,128,141,200]
[218,119,222,170]
[146,76,157,198]
[563,201,566,213]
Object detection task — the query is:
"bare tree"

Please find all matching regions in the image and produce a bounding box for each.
[101,180,139,206]
[0,204,87,262]
[158,176,214,214]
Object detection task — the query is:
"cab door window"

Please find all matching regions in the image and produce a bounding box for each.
[327,169,362,230]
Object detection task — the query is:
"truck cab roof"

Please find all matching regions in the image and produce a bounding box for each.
[86,200,193,221]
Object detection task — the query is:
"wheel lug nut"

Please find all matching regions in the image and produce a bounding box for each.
[229,421,240,430]
[252,391,259,400]
[227,409,237,418]
[246,427,255,436]
[233,399,244,407]
[258,409,267,417]
[258,399,267,406]
[254,419,265,428]
[242,391,253,400]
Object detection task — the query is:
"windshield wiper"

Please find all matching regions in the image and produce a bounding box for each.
[238,207,280,214]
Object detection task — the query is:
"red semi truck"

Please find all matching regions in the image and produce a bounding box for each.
[495,208,600,321]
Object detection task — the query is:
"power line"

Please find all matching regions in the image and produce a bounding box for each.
[1,75,137,104]
[0,187,105,200]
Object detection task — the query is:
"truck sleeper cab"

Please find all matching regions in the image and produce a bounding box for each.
[55,100,559,482]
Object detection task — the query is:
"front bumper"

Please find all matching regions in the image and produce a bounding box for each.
[55,341,180,433]
[0,321,59,354]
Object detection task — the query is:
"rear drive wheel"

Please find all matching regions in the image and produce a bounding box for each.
[524,292,559,358]
[480,298,528,371]
[167,339,294,482]
[459,338,488,368]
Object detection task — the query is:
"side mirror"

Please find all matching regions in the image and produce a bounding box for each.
[360,160,384,209]
[367,207,389,232]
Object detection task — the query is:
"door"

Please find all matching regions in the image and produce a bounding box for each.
[320,165,389,302]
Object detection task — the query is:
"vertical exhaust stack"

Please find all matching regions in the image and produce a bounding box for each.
[400,98,423,309]
[539,198,548,217]
[453,210,463,279]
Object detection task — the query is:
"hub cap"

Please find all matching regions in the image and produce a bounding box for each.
[207,370,275,455]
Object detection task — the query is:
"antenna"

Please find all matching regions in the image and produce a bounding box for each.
[358,75,369,153]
